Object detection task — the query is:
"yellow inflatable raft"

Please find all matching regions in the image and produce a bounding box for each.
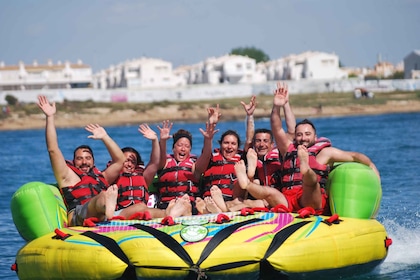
[11,163,391,279]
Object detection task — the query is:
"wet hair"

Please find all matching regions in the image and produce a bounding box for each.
[172,129,193,148]
[73,145,94,161]
[253,128,274,143]
[122,147,144,166]
[296,119,316,133]
[218,130,241,147]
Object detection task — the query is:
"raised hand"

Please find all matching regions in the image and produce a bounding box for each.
[199,122,219,140]
[138,123,157,140]
[240,95,257,116]
[157,120,173,141]
[37,95,56,117]
[207,104,221,125]
[273,82,289,107]
[85,124,107,140]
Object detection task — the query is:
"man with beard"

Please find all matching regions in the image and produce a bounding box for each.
[38,95,125,226]
[235,83,380,214]
[241,92,295,187]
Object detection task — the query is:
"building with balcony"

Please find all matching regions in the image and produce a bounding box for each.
[0,60,92,91]
[262,51,347,81]
[93,57,186,89]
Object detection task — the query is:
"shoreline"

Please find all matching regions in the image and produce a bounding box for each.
[1,99,420,131]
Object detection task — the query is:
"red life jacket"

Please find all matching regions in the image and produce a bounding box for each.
[256,148,282,187]
[155,155,199,203]
[61,161,108,211]
[114,164,149,210]
[201,149,243,200]
[281,137,331,190]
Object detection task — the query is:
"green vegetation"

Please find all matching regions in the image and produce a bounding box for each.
[204,90,420,109]
[5,94,18,106]
[2,90,419,118]
[230,47,270,63]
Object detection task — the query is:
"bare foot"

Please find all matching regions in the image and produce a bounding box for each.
[165,199,177,216]
[246,148,258,180]
[167,194,192,217]
[204,196,222,213]
[235,160,250,190]
[210,185,228,212]
[297,145,310,175]
[195,197,209,214]
[104,184,118,220]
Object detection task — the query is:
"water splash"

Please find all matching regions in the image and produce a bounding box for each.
[379,219,420,275]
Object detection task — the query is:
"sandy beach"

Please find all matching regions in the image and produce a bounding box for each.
[1,98,420,131]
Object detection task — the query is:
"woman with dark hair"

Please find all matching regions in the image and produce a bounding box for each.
[199,129,247,212]
[108,124,192,219]
[106,124,159,217]
[155,105,219,215]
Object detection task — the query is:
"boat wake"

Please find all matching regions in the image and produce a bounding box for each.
[377,219,420,275]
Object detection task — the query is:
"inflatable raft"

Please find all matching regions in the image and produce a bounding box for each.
[11,163,392,279]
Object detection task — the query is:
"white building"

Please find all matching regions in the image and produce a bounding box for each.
[404,50,420,79]
[173,63,204,85]
[175,54,267,85]
[93,57,186,90]
[261,51,347,81]
[0,60,92,91]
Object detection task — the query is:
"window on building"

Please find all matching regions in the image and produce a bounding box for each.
[155,66,168,72]
[321,59,333,66]
[128,67,140,76]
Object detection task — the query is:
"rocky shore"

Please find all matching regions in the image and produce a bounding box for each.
[1,98,420,131]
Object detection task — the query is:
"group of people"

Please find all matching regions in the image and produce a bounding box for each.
[38,82,380,226]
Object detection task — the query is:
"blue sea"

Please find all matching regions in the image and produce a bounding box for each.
[1,112,420,279]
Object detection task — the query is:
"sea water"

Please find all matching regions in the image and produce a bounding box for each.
[1,112,419,279]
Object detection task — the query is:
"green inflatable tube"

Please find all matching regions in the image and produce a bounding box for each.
[327,162,382,219]
[11,182,68,241]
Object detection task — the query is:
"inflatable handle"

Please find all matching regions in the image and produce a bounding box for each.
[161,216,175,225]
[216,214,230,224]
[240,208,255,216]
[271,204,289,213]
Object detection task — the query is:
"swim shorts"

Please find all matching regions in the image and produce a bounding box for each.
[282,186,327,214]
[70,202,90,226]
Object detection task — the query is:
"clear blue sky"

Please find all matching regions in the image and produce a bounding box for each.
[1,0,419,72]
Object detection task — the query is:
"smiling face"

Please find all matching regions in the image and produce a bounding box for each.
[173,137,192,162]
[122,151,138,173]
[73,148,94,173]
[295,123,317,147]
[220,134,239,160]
[253,132,274,158]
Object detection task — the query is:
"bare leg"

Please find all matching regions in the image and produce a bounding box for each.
[87,184,118,221]
[226,198,249,211]
[235,160,288,208]
[297,145,322,209]
[243,199,267,208]
[226,197,266,211]
[246,148,258,180]
[210,185,228,212]
[119,202,166,219]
